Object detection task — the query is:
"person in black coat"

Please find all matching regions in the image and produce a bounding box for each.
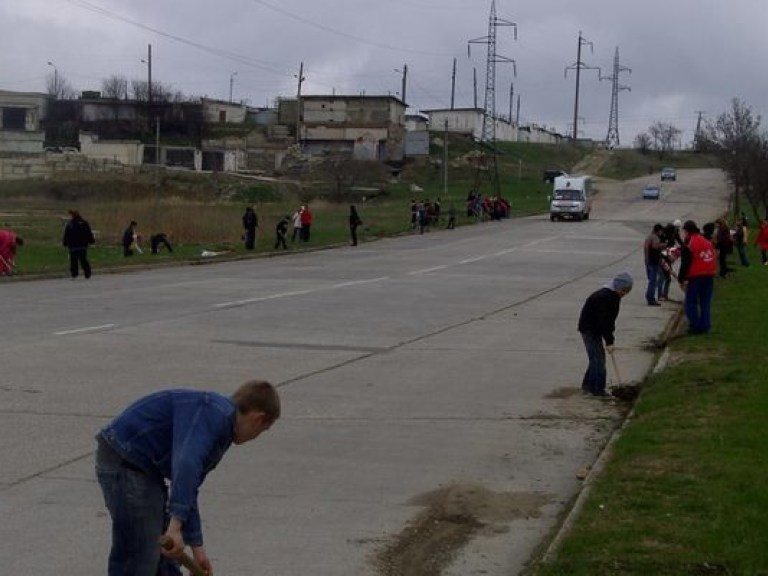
[122,221,138,257]
[242,207,258,250]
[349,205,362,246]
[62,210,95,279]
[577,272,633,396]
[274,216,289,250]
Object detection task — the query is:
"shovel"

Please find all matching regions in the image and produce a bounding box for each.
[159,536,207,576]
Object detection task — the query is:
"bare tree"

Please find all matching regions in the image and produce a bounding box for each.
[706,99,765,216]
[633,132,652,154]
[46,71,78,100]
[314,155,388,202]
[101,75,129,100]
[130,79,177,102]
[647,121,682,159]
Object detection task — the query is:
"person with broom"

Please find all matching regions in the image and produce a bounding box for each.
[95,380,280,576]
[577,272,633,397]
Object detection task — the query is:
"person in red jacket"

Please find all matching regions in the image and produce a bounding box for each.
[299,205,313,242]
[754,219,768,265]
[678,220,717,334]
[0,229,23,275]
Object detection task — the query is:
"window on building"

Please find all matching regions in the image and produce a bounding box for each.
[2,107,27,131]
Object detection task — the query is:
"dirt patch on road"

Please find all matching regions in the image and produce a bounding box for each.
[372,483,550,576]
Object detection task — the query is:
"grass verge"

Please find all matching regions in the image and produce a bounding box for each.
[529,248,768,575]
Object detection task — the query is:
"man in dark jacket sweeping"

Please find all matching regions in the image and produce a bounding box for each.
[577,272,633,396]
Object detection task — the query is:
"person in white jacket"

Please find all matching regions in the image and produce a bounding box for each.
[291,207,303,242]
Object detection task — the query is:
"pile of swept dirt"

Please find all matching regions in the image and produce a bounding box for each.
[373,483,550,576]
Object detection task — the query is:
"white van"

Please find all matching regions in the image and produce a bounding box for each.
[550,175,593,221]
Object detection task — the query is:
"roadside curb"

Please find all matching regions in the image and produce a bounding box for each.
[539,307,682,564]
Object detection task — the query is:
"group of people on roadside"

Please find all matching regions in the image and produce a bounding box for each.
[466,191,510,221]
[578,213,768,399]
[242,204,314,251]
[121,221,174,258]
[241,203,364,250]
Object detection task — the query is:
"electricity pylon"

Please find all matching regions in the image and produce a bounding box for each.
[602,47,631,148]
[468,0,516,199]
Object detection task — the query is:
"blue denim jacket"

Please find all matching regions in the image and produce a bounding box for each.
[98,390,236,546]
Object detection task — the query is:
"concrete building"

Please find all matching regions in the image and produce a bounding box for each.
[0,90,48,153]
[422,108,565,145]
[201,98,247,124]
[290,95,407,162]
[79,132,144,166]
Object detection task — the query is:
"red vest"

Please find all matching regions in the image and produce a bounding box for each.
[688,233,716,278]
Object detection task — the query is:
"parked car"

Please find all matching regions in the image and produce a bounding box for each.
[660,167,676,181]
[642,184,661,200]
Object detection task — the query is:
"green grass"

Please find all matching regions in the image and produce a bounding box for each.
[530,248,768,576]
[599,149,720,181]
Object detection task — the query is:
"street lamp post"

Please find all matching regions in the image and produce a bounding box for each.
[229,71,238,103]
[47,61,58,97]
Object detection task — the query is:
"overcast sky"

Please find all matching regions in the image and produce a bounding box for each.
[2,0,766,146]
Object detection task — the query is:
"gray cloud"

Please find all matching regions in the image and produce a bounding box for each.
[3,0,767,145]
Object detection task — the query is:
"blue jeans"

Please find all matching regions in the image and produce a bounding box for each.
[96,439,181,576]
[736,244,749,266]
[684,276,714,334]
[645,263,660,303]
[581,332,607,395]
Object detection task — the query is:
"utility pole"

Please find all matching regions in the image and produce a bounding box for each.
[443,119,449,196]
[155,117,160,166]
[509,82,514,123]
[515,94,521,140]
[400,64,408,106]
[147,43,153,103]
[565,31,599,141]
[47,61,58,98]
[473,67,478,109]
[229,71,238,103]
[468,0,517,198]
[450,58,457,110]
[602,47,631,148]
[295,61,305,145]
[693,110,705,151]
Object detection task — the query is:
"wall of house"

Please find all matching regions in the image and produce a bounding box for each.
[0,130,44,153]
[79,133,144,165]
[81,101,139,122]
[0,90,48,152]
[0,154,138,181]
[425,109,565,145]
[201,99,247,124]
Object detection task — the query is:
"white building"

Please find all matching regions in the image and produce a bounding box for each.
[0,90,48,153]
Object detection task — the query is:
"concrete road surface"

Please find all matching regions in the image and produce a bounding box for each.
[0,169,729,575]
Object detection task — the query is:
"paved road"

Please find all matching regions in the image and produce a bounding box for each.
[0,169,729,576]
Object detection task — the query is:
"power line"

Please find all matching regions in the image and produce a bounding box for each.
[245,0,451,57]
[63,0,294,77]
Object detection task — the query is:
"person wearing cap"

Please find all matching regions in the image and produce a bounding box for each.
[577,273,633,396]
[678,220,717,334]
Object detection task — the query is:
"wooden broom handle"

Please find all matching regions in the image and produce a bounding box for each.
[158,535,207,576]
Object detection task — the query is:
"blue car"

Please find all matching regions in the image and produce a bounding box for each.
[642,184,661,200]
